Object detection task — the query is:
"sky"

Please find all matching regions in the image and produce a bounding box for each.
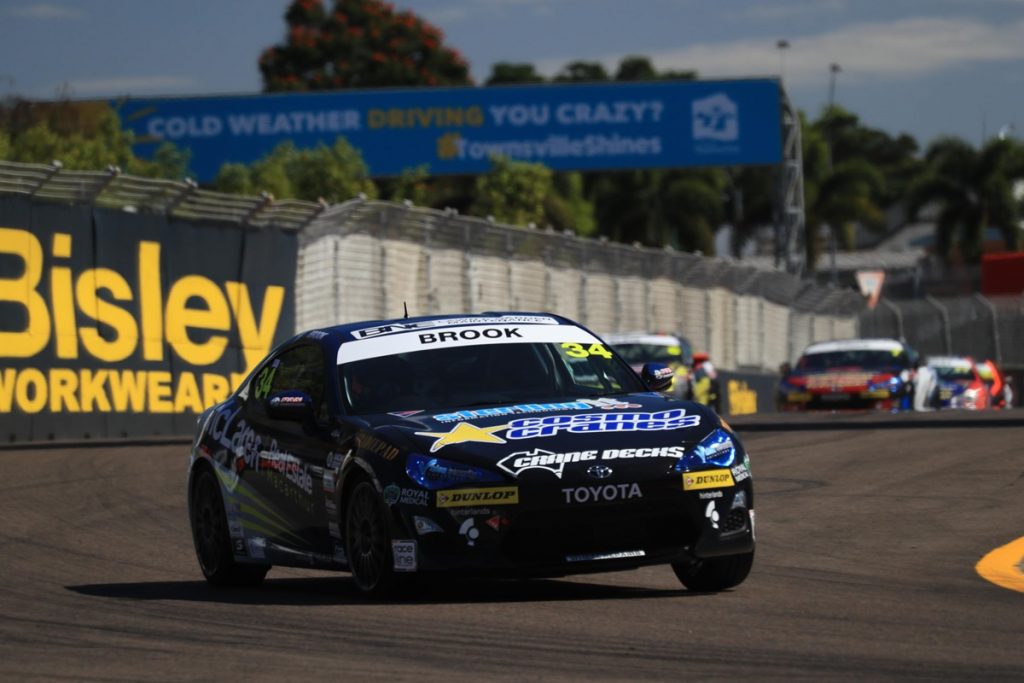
[1,0,1023,150]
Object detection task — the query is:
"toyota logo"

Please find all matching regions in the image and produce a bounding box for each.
[586,464,613,480]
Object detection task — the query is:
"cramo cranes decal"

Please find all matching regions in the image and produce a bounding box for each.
[505,409,701,439]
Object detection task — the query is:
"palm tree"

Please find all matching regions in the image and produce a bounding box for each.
[907,137,1024,263]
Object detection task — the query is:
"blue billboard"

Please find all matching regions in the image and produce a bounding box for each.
[115,79,782,181]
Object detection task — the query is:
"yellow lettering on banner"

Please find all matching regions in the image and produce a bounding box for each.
[138,241,164,362]
[173,371,204,413]
[230,372,248,392]
[0,368,16,411]
[80,369,112,412]
[16,368,47,413]
[0,227,51,357]
[225,282,285,374]
[109,370,146,412]
[165,275,230,365]
[51,233,79,359]
[49,368,80,412]
[76,268,139,362]
[202,373,230,407]
[148,371,173,413]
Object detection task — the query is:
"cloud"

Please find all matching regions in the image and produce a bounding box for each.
[49,76,197,97]
[7,4,84,20]
[537,16,1024,86]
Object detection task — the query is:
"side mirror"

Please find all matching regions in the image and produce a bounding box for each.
[641,362,674,392]
[266,390,314,422]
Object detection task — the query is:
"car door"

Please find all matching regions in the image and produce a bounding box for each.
[238,343,337,562]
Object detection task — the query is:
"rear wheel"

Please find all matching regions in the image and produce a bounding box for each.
[672,550,754,592]
[345,480,397,596]
[189,467,268,587]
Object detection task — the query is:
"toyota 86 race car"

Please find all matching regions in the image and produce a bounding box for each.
[187,312,755,596]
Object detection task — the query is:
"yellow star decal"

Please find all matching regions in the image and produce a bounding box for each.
[416,422,509,453]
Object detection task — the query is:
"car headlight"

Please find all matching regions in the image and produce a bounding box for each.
[405,453,505,490]
[675,427,737,471]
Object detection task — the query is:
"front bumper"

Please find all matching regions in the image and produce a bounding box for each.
[385,478,755,576]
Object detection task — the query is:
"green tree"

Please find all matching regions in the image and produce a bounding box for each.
[213,138,377,202]
[907,136,1024,262]
[260,0,471,91]
[553,61,609,83]
[469,155,551,227]
[485,62,545,85]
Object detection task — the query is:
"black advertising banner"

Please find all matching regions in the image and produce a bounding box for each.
[0,196,297,442]
[719,370,780,417]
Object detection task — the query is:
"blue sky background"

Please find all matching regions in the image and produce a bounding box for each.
[1,0,1023,149]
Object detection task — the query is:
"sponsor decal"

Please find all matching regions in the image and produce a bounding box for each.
[356,433,400,461]
[269,394,305,406]
[692,92,739,142]
[413,516,444,535]
[389,409,424,418]
[247,536,267,560]
[325,498,337,515]
[436,486,519,508]
[497,448,597,478]
[705,501,720,529]
[485,515,509,531]
[418,326,522,345]
[352,315,559,338]
[333,543,347,564]
[683,469,735,491]
[434,397,642,423]
[305,330,329,340]
[561,482,642,504]
[699,490,723,500]
[325,450,346,470]
[566,550,645,563]
[458,518,480,546]
[416,422,508,452]
[506,409,700,439]
[601,446,685,459]
[328,521,341,539]
[232,538,247,556]
[323,470,336,493]
[585,464,613,480]
[383,483,401,505]
[228,519,244,537]
[731,463,750,483]
[391,540,417,572]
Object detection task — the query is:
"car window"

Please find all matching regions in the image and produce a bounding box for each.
[252,345,329,421]
[339,340,644,416]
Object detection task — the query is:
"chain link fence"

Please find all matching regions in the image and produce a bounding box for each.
[860,295,1024,368]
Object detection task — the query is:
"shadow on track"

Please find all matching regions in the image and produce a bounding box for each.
[67,575,696,606]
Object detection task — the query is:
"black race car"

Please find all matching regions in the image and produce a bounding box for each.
[188,312,755,596]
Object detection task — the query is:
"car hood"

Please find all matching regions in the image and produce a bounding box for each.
[355,392,723,476]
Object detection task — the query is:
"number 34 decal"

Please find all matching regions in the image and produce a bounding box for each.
[561,342,613,359]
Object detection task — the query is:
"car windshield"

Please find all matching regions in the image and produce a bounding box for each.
[613,342,687,364]
[340,341,646,415]
[797,349,907,371]
[932,365,975,381]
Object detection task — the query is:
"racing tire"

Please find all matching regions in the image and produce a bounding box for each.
[671,550,754,592]
[189,467,269,588]
[345,480,398,597]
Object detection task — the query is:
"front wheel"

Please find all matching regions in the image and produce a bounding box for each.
[345,480,397,596]
[189,467,269,587]
[672,550,754,592]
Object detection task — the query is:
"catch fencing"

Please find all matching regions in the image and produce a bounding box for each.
[860,295,1024,368]
[295,200,865,374]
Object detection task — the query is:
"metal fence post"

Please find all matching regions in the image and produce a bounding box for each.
[925,295,952,354]
[974,293,1001,363]
[879,297,904,342]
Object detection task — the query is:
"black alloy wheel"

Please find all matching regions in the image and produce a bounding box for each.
[189,467,268,587]
[671,550,754,592]
[345,480,396,596]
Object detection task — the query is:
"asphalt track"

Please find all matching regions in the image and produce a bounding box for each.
[1,411,1022,681]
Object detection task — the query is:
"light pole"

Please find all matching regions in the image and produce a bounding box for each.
[776,40,790,83]
[827,63,841,111]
